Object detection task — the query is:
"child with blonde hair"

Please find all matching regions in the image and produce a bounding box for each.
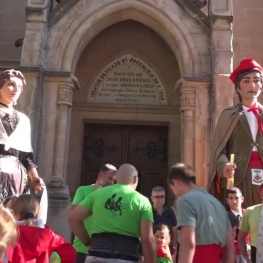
[154,224,173,263]
[0,205,18,263]
[8,194,76,263]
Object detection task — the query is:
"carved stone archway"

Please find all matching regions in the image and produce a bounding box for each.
[45,0,210,77]
[44,0,211,175]
[20,0,233,239]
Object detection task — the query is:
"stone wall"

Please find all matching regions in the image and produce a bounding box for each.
[0,1,26,68]
[233,0,263,67]
[232,0,263,103]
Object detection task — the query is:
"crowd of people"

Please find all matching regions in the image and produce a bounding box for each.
[0,58,263,263]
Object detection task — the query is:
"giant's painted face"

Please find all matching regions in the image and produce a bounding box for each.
[238,71,262,101]
[0,77,23,105]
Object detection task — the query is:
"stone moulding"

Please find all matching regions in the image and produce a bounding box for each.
[46,0,210,79]
[48,0,80,26]
[176,0,211,33]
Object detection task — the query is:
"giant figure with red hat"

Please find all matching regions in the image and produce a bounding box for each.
[208,58,263,207]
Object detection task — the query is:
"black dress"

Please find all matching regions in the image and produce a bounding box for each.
[0,110,36,203]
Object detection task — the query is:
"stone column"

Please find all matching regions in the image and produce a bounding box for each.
[53,83,73,178]
[210,0,234,130]
[45,74,80,241]
[175,78,211,186]
[176,80,196,169]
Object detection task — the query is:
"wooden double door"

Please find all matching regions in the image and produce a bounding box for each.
[81,123,168,198]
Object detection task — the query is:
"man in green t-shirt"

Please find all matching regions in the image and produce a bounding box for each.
[70,164,117,263]
[238,183,263,263]
[69,163,156,263]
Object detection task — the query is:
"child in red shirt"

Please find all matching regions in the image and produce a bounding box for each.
[154,224,173,263]
[7,194,76,263]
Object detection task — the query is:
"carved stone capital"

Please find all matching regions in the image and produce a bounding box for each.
[175,77,211,111]
[180,92,196,109]
[57,83,74,107]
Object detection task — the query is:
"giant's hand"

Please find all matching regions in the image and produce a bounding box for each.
[223,163,237,179]
[28,168,46,194]
[34,177,46,193]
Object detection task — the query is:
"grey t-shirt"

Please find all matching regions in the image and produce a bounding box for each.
[177,188,231,246]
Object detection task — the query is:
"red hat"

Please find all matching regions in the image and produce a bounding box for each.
[230,58,263,84]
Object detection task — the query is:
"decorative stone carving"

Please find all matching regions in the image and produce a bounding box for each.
[181,92,196,108]
[190,0,207,9]
[88,54,167,105]
[57,84,74,107]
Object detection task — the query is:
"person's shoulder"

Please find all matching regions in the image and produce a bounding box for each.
[221,103,240,113]
[76,184,95,192]
[217,103,240,119]
[181,188,206,199]
[93,184,116,195]
[132,191,150,203]
[244,204,261,212]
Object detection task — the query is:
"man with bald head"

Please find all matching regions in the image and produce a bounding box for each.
[69,164,156,263]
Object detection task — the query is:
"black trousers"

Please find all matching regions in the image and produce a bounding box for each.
[251,246,256,263]
[76,252,87,263]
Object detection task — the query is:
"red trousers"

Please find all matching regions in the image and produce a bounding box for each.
[193,244,222,263]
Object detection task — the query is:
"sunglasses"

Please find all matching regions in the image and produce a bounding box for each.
[152,195,165,199]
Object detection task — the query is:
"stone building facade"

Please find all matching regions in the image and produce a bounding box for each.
[0,0,263,239]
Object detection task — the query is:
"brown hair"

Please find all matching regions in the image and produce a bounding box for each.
[153,224,171,244]
[0,69,26,89]
[3,196,18,210]
[0,205,18,259]
[168,163,196,185]
[226,187,243,198]
[12,194,39,226]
